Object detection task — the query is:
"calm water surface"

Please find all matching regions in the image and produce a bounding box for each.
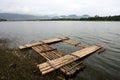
[0,21,120,80]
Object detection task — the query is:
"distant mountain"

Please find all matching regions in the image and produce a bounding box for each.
[0,13,90,20]
[0,13,35,20]
[0,13,52,20]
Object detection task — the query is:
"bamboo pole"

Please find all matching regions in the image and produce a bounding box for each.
[19,37,69,49]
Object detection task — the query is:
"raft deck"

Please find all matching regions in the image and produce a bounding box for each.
[19,37,101,76]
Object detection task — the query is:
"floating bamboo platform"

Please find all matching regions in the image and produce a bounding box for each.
[19,37,102,76]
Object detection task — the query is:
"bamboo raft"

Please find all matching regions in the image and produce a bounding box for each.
[19,37,102,76]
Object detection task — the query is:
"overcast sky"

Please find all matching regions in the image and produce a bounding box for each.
[0,0,120,16]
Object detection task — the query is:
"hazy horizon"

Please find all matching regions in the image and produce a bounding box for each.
[0,0,120,16]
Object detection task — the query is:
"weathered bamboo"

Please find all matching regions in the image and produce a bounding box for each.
[19,37,69,49]
[37,45,101,75]
[19,37,102,76]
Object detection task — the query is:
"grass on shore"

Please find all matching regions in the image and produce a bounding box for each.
[0,38,63,80]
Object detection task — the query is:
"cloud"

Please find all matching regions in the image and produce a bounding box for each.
[0,0,120,16]
[20,7,32,13]
[0,6,32,14]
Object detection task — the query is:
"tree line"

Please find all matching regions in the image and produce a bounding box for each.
[80,15,120,21]
[40,15,120,21]
[0,18,7,21]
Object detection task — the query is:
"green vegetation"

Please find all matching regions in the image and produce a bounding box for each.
[0,18,7,21]
[80,15,120,21]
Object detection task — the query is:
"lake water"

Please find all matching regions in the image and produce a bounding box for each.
[0,21,120,80]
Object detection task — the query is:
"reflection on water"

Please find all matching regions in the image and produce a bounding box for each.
[0,21,120,80]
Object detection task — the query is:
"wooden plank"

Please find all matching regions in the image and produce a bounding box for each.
[37,45,101,75]
[19,37,69,49]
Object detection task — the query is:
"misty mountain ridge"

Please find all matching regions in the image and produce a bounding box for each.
[0,13,90,20]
